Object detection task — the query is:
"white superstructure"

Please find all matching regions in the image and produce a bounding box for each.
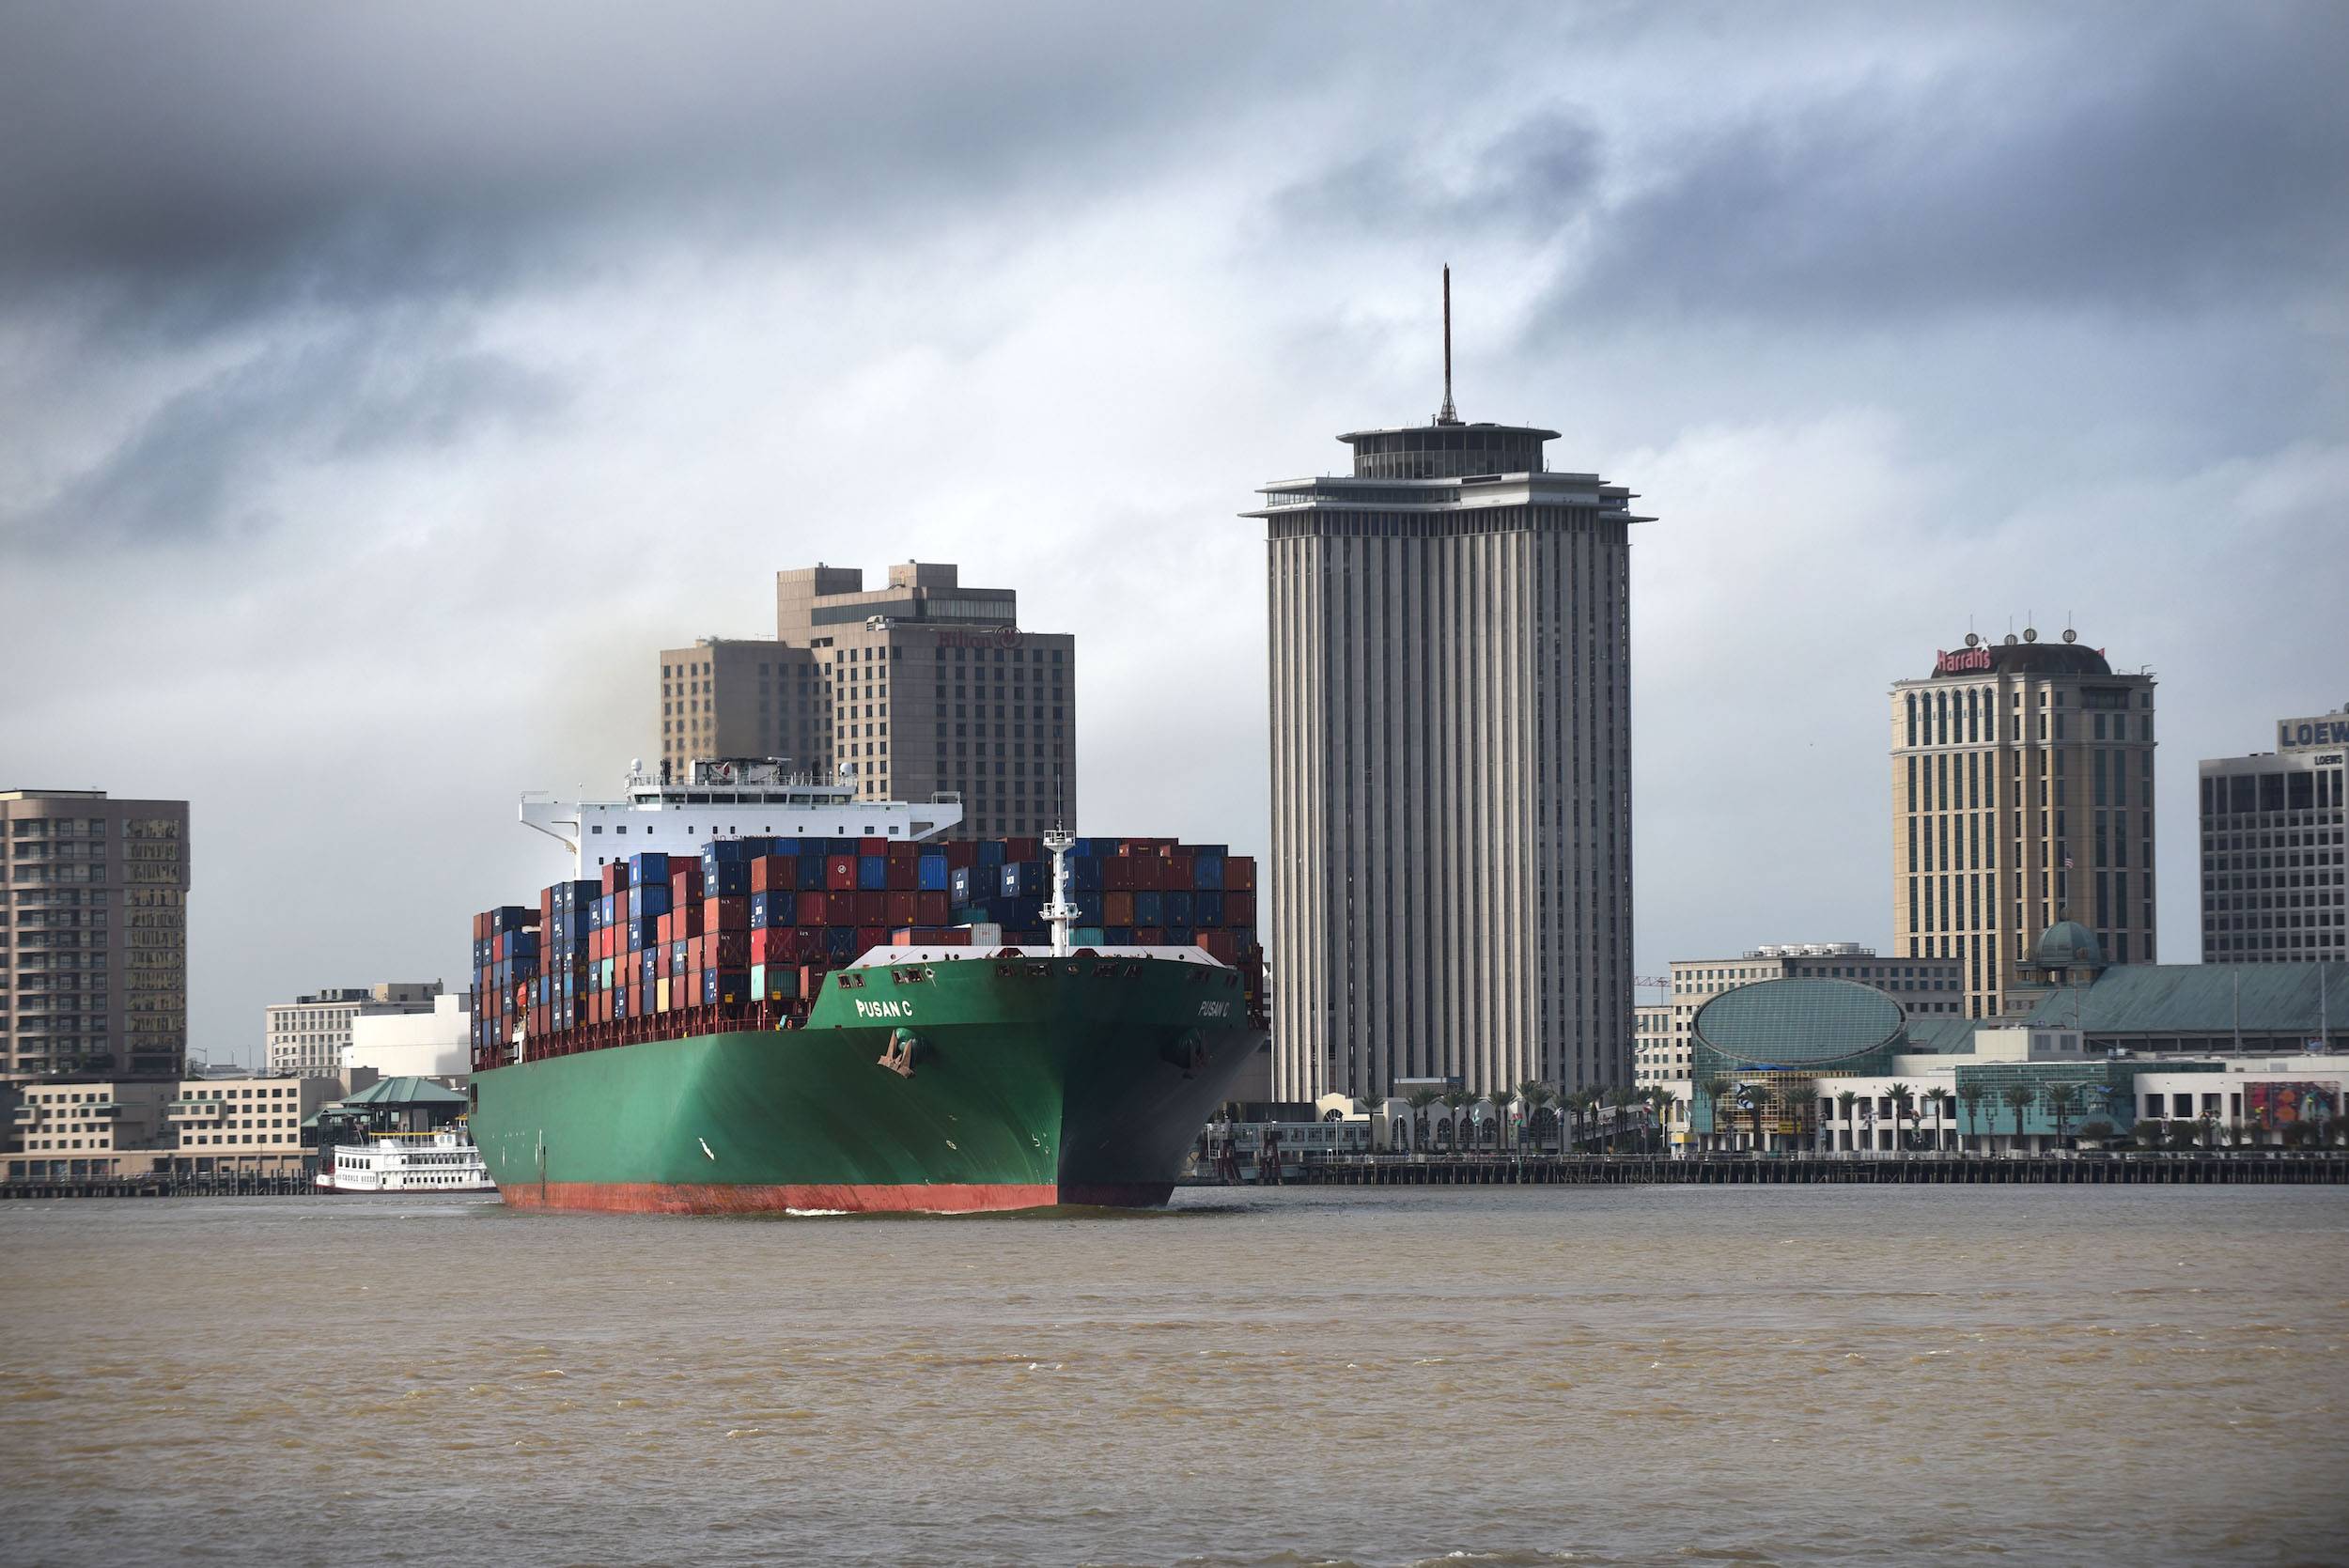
[521,758,964,877]
[318,1128,492,1192]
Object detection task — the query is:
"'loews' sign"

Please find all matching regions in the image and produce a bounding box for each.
[2278,713,2349,753]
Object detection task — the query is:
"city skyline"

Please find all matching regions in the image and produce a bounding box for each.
[5,4,2347,1063]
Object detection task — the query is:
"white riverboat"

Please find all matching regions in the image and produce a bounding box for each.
[318,1128,494,1192]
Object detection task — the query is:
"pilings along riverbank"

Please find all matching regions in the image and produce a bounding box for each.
[1,1173,319,1200]
[1250,1153,2349,1188]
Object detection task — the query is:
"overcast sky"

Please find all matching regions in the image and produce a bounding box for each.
[4,1,2345,1065]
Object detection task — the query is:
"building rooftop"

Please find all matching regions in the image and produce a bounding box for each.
[1693,978,1907,1069]
[2024,963,2348,1036]
[335,1076,467,1106]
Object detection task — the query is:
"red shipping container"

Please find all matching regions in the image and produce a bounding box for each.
[671,866,703,906]
[1135,927,1166,945]
[886,842,918,865]
[884,891,917,927]
[677,903,705,939]
[1197,930,1239,963]
[915,890,949,925]
[854,924,889,953]
[853,890,886,924]
[826,856,858,891]
[792,927,823,961]
[858,836,888,856]
[713,932,749,967]
[943,840,976,870]
[797,891,828,924]
[711,896,749,930]
[800,965,828,997]
[1226,892,1256,925]
[884,856,917,892]
[1103,858,1136,892]
[1132,857,1166,891]
[1104,891,1135,925]
[1223,856,1256,891]
[656,911,672,946]
[1164,854,1194,889]
[823,890,856,925]
[1005,837,1040,862]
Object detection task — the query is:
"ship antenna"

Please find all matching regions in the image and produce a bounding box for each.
[1436,264,1458,426]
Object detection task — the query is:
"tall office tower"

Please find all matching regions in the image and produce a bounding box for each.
[1246,289,1645,1099]
[659,562,1078,837]
[658,638,827,782]
[1889,629,2156,1017]
[2199,706,2348,962]
[0,788,189,1081]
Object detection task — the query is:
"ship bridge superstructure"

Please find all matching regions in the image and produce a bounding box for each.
[522,758,963,876]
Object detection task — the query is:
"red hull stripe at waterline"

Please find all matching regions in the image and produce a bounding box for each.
[497,1180,1174,1215]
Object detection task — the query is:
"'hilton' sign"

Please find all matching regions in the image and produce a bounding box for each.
[940,627,1023,649]
[1934,646,1994,675]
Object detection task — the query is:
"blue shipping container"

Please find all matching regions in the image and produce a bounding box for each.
[858,856,888,891]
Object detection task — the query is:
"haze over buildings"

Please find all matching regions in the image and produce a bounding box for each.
[3,4,2346,1057]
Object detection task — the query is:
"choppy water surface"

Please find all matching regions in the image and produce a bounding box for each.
[3,1186,2346,1567]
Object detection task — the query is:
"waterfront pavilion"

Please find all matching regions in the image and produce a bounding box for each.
[1689,979,1907,1152]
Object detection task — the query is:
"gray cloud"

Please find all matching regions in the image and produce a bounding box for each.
[1562,4,2349,324]
[3,321,564,551]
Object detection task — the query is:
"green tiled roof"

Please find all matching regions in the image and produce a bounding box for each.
[334,1076,467,1107]
[1693,978,1906,1068]
[1906,1016,1985,1055]
[2024,963,2349,1036]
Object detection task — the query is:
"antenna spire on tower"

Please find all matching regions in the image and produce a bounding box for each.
[1436,265,1460,425]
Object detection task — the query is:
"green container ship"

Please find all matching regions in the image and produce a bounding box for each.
[471,775,1266,1214]
[473,947,1262,1213]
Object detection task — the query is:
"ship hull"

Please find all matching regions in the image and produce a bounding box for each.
[471,955,1261,1214]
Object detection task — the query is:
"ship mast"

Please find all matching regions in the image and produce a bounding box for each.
[1041,827,1081,957]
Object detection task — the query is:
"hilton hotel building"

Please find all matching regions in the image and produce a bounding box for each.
[2199,706,2348,962]
[1248,417,1646,1100]
[661,562,1075,839]
[1890,632,2156,1017]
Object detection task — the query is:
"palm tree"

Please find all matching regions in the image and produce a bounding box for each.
[1735,1082,1766,1154]
[1766,1082,1805,1153]
[1517,1081,1556,1155]
[1999,1084,2036,1154]
[1439,1088,1472,1154]
[1641,1084,1674,1154]
[1568,1088,1600,1154]
[1697,1075,1735,1157]
[1353,1094,1385,1157]
[1957,1082,1988,1157]
[1606,1085,1641,1154]
[1835,1090,1859,1155]
[2042,1083,2082,1150]
[1486,1085,1517,1155]
[1923,1087,1954,1154]
[1404,1087,1441,1155]
[1887,1082,1916,1155]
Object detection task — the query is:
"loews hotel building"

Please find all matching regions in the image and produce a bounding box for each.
[1247,416,1646,1101]
[1889,631,2155,1017]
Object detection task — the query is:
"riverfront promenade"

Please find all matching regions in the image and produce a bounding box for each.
[1224,1151,2349,1188]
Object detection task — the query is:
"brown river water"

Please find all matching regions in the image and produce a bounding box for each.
[3,1186,2346,1568]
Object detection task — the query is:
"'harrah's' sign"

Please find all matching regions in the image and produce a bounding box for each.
[939,627,1024,649]
[1934,645,1994,675]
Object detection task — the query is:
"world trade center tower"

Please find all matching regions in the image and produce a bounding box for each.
[1243,277,1648,1101]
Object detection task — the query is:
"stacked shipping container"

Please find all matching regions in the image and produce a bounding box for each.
[472,837,1260,1071]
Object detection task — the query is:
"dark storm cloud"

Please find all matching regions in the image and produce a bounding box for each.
[3,323,564,552]
[0,0,1317,336]
[1561,5,2349,323]
[1284,110,1606,239]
